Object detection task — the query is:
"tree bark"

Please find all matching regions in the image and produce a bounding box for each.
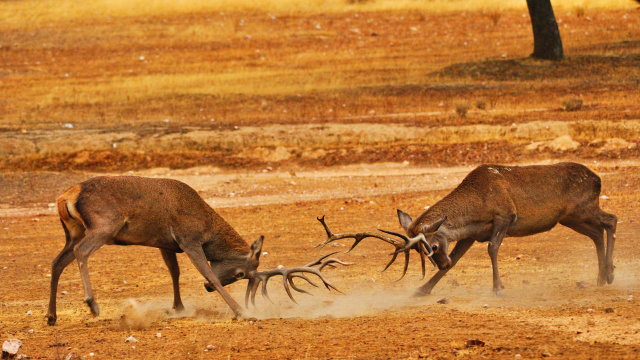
[526,0,564,60]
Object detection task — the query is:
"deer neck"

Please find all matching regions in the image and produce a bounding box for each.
[208,211,251,257]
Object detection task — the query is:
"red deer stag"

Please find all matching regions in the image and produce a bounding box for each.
[47,176,347,326]
[318,163,617,296]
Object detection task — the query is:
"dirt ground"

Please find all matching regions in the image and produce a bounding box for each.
[1,161,640,359]
[2,2,640,359]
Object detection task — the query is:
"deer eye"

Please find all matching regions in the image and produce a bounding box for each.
[235,271,245,279]
[431,245,438,252]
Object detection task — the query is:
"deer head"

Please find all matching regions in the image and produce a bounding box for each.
[397,209,449,270]
[207,236,264,287]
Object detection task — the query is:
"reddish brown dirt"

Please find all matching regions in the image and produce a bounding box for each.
[2,162,640,359]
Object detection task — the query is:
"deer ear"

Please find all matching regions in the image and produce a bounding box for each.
[397,209,413,232]
[249,235,264,262]
[421,216,447,234]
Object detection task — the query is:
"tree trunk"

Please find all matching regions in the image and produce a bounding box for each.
[526,0,564,60]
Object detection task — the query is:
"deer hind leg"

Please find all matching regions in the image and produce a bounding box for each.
[598,210,617,284]
[73,230,110,317]
[560,218,607,286]
[47,221,81,326]
[415,239,474,296]
[160,249,185,312]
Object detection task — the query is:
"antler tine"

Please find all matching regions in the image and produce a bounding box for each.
[418,242,426,279]
[380,252,398,273]
[248,278,261,307]
[292,273,318,288]
[318,258,354,271]
[379,229,432,258]
[261,278,273,303]
[245,278,253,308]
[394,250,411,282]
[246,252,349,307]
[304,251,340,267]
[288,275,315,295]
[314,216,403,253]
[282,275,298,304]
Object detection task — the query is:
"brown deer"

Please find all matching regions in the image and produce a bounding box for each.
[318,163,617,296]
[47,176,347,326]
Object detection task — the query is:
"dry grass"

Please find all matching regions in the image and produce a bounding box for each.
[2,6,638,131]
[1,0,635,25]
[0,1,639,173]
[563,97,584,112]
[454,100,471,118]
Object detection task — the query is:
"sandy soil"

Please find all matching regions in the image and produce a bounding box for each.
[1,161,640,359]
[1,4,639,360]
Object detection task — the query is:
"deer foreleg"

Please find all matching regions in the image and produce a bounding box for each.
[181,246,243,318]
[160,249,185,312]
[414,239,474,296]
[488,216,512,297]
[600,211,617,284]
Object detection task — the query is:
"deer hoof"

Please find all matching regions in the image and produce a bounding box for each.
[494,289,503,298]
[85,298,100,317]
[233,308,245,320]
[607,273,615,284]
[411,289,430,297]
[174,303,185,313]
[46,314,57,326]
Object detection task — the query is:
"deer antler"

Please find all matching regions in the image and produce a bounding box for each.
[314,216,436,280]
[245,252,352,307]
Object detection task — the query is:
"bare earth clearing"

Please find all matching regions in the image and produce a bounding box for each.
[1,3,640,360]
[2,161,640,359]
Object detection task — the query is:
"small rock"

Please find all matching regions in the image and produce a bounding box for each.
[61,291,68,295]
[206,345,215,350]
[65,353,79,360]
[515,354,522,360]
[277,265,285,269]
[542,351,551,357]
[89,353,94,356]
[2,339,22,357]
[466,339,485,348]
[576,281,588,288]
[587,308,594,312]
[482,304,489,309]
[436,298,449,304]
[604,308,614,313]
[26,311,32,316]
[156,333,162,338]
[628,295,633,301]
[27,329,33,334]
[125,336,138,343]
[516,254,524,260]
